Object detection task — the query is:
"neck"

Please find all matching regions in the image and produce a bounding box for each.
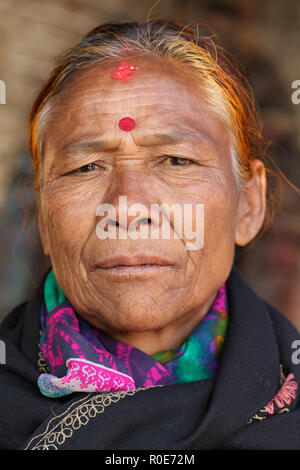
[105,291,217,355]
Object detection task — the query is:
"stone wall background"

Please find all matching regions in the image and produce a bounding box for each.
[0,0,299,327]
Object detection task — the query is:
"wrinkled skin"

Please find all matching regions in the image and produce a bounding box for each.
[38,57,266,354]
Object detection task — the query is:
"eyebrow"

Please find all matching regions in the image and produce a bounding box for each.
[59,132,186,155]
[59,131,216,154]
[59,138,120,154]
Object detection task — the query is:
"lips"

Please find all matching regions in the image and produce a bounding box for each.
[96,254,171,269]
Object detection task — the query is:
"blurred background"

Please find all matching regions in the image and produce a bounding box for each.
[0,0,299,327]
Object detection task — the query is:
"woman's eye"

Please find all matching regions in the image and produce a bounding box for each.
[76,163,98,173]
[166,156,191,166]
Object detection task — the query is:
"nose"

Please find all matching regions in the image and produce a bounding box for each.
[96,170,162,236]
[106,211,152,230]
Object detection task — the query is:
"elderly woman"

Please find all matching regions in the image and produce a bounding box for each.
[0,19,299,451]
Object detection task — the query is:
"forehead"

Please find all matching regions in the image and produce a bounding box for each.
[44,56,229,150]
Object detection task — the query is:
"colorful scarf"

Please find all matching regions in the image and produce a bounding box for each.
[38,270,228,398]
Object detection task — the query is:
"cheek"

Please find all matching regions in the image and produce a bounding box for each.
[202,188,238,275]
[182,186,238,308]
[186,180,238,257]
[180,174,238,236]
[42,186,100,257]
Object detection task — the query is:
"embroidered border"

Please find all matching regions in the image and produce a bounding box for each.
[24,387,155,450]
[37,330,48,374]
[37,349,48,374]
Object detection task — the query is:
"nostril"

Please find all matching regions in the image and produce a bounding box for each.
[140,218,151,225]
[108,219,119,226]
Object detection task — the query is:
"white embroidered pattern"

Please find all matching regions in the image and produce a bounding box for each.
[24,387,155,450]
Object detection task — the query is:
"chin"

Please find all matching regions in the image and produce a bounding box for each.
[105,311,173,334]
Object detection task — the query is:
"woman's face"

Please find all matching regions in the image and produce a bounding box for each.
[38,57,265,345]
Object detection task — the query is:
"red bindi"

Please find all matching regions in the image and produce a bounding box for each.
[111,62,138,83]
[118,117,136,131]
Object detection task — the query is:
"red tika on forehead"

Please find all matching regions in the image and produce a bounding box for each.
[111,61,138,82]
[118,116,136,131]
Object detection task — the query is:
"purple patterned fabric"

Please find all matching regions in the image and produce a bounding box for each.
[38,283,228,398]
[38,301,173,397]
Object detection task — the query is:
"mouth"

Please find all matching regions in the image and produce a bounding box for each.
[94,255,172,279]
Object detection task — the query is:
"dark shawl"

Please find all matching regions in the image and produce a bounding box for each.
[0,267,300,450]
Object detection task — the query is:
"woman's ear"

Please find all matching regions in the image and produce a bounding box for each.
[235,159,267,246]
[38,207,50,256]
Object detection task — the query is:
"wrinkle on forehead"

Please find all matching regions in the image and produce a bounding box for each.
[51,55,210,116]
[44,58,231,165]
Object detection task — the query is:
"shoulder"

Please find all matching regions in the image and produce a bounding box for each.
[264,300,300,381]
[0,269,49,344]
[0,300,28,327]
[229,266,299,336]
[229,266,300,380]
[0,272,46,379]
[265,300,299,338]
[0,301,28,345]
